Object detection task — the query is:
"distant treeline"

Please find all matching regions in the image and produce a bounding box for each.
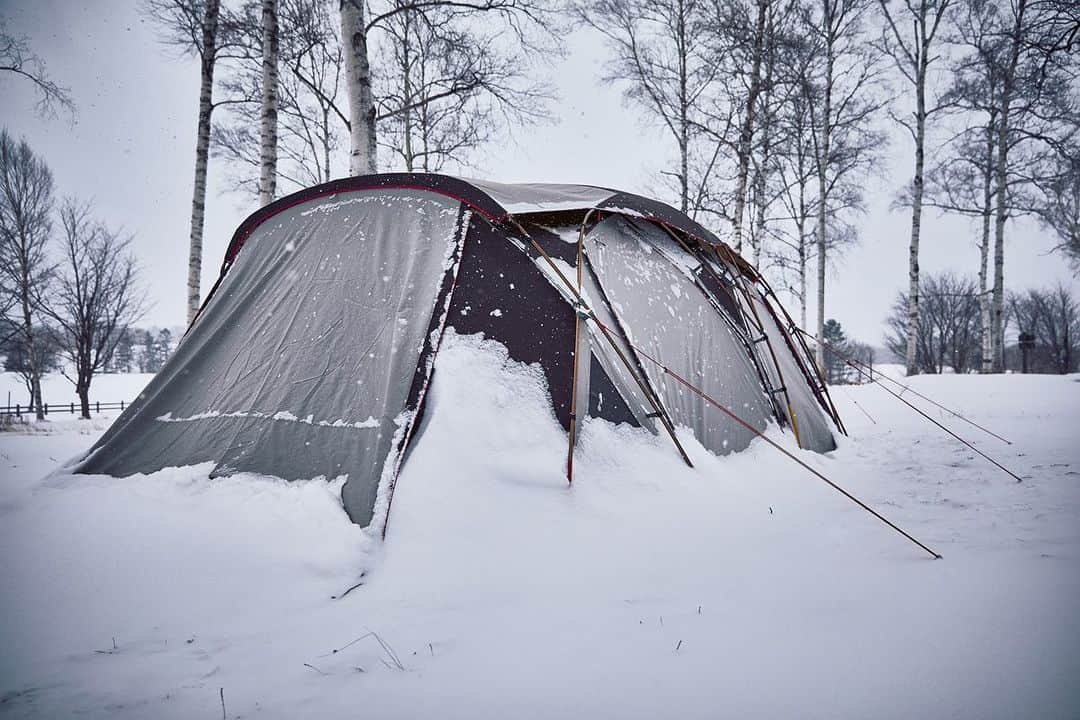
[884,273,1078,375]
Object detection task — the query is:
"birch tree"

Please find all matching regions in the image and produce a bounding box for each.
[0,131,54,420]
[575,0,718,216]
[773,44,821,327]
[143,0,232,325]
[340,0,376,175]
[986,0,1079,371]
[877,0,954,376]
[375,4,553,172]
[924,0,1002,372]
[258,0,279,205]
[213,0,347,193]
[802,0,887,369]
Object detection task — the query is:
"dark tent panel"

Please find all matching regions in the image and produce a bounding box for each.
[75,173,845,529]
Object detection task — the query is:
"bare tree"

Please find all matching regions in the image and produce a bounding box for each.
[802,0,887,369]
[0,131,54,420]
[1007,283,1079,373]
[885,271,982,373]
[46,200,146,420]
[143,0,234,324]
[259,0,280,205]
[0,16,75,119]
[876,0,954,376]
[772,32,822,328]
[1035,149,1080,272]
[374,3,553,172]
[985,0,1079,371]
[575,0,718,216]
[213,0,348,194]
[936,0,999,371]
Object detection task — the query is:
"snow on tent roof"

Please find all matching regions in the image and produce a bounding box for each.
[75,174,845,533]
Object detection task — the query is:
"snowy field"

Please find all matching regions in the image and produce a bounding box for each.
[1,336,1078,719]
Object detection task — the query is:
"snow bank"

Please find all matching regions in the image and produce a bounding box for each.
[1,340,1078,719]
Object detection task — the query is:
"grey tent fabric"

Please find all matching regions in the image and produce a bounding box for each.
[750,292,837,452]
[465,178,616,215]
[77,189,464,526]
[583,215,772,454]
[77,173,843,530]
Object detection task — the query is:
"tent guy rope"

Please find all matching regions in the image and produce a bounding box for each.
[524,226,941,560]
[795,328,1025,484]
[794,327,1013,445]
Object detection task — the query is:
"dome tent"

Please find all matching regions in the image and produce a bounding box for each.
[75,174,846,531]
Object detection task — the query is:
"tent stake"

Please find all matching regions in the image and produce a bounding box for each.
[592,317,942,560]
[793,327,1012,445]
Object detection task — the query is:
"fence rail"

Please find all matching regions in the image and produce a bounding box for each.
[1,401,128,417]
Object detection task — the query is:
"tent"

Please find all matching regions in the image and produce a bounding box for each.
[75,174,846,531]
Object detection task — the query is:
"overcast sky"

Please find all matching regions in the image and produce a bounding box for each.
[2,0,1076,345]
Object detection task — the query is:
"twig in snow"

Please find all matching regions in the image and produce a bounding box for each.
[320,630,405,671]
[675,640,683,653]
[428,643,433,657]
[331,573,367,600]
[219,687,226,719]
[304,663,328,675]
[94,637,119,655]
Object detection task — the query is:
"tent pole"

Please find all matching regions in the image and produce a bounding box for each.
[524,232,695,469]
[793,326,1012,446]
[594,317,942,560]
[566,210,596,484]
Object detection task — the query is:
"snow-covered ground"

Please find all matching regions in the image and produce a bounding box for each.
[1,337,1078,719]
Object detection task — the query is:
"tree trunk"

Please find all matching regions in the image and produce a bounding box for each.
[77,382,90,421]
[979,121,994,373]
[814,41,834,372]
[731,0,768,255]
[258,0,279,207]
[19,270,44,421]
[402,13,415,172]
[341,0,377,175]
[991,0,1026,373]
[797,218,807,330]
[904,56,927,377]
[187,0,221,325]
[676,1,690,215]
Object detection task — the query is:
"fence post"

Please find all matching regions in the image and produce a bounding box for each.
[70,402,75,414]
[96,401,100,413]
[120,400,125,410]
[44,403,48,416]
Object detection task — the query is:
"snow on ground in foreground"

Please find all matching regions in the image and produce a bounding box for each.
[1,333,1078,719]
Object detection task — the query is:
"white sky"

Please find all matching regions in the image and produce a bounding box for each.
[1,0,1076,345]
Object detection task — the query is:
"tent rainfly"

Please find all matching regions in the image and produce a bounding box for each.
[76,174,847,532]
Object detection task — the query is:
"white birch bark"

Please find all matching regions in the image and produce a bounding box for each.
[991,0,1027,372]
[258,0,279,206]
[186,0,220,325]
[731,0,768,254]
[341,0,377,175]
[979,122,994,372]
